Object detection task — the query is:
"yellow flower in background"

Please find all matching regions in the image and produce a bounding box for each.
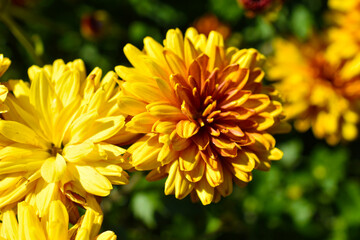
[0,59,136,217]
[117,27,288,205]
[0,54,10,113]
[267,37,360,145]
[0,197,117,240]
[326,0,360,65]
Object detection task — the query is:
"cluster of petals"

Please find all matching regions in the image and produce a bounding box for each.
[117,27,288,205]
[268,38,360,145]
[0,59,136,218]
[0,197,116,240]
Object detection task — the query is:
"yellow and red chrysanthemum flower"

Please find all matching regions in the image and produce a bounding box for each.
[0,197,116,240]
[0,59,136,217]
[268,37,360,145]
[0,54,10,113]
[116,27,288,205]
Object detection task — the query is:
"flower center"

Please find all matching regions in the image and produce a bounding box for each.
[49,143,63,156]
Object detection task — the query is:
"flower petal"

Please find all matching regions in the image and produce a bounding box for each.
[0,121,48,149]
[41,154,67,183]
[195,177,214,205]
[69,164,112,197]
[47,200,69,240]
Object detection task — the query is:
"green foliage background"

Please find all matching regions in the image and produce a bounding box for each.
[1,0,360,239]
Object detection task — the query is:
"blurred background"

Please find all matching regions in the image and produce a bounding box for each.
[2,0,360,239]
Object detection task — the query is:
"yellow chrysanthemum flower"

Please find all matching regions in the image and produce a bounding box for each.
[116,28,288,205]
[0,59,136,216]
[0,198,116,240]
[0,54,10,113]
[326,0,360,65]
[268,37,360,145]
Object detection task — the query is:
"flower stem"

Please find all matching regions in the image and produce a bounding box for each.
[0,12,43,65]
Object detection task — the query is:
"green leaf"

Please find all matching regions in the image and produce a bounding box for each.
[287,199,315,227]
[290,4,313,40]
[130,191,162,228]
[338,181,360,226]
[310,145,348,196]
[209,0,243,23]
[278,138,303,168]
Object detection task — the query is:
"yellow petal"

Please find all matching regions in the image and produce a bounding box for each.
[87,116,125,143]
[170,130,192,151]
[93,162,129,185]
[29,70,61,138]
[184,37,198,68]
[242,94,270,113]
[268,148,283,161]
[18,202,47,240]
[77,195,103,240]
[0,158,45,175]
[216,167,233,197]
[0,54,11,77]
[126,112,158,133]
[117,96,147,116]
[176,120,199,138]
[0,174,22,191]
[0,172,39,209]
[41,154,67,183]
[155,77,178,105]
[48,200,69,240]
[179,144,199,171]
[175,171,194,200]
[195,177,214,205]
[56,70,81,107]
[164,50,187,76]
[4,95,45,140]
[97,143,126,161]
[157,144,178,166]
[62,141,96,163]
[164,28,184,60]
[251,112,275,131]
[35,180,60,217]
[125,82,164,103]
[71,164,113,197]
[115,65,153,83]
[226,151,256,172]
[0,120,48,148]
[184,160,205,183]
[1,208,19,240]
[132,136,162,170]
[0,84,8,102]
[152,120,176,134]
[146,166,168,181]
[147,101,185,121]
[144,36,166,65]
[96,231,117,240]
[164,161,178,196]
[205,163,224,187]
[67,110,98,144]
[123,44,151,75]
[0,143,49,161]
